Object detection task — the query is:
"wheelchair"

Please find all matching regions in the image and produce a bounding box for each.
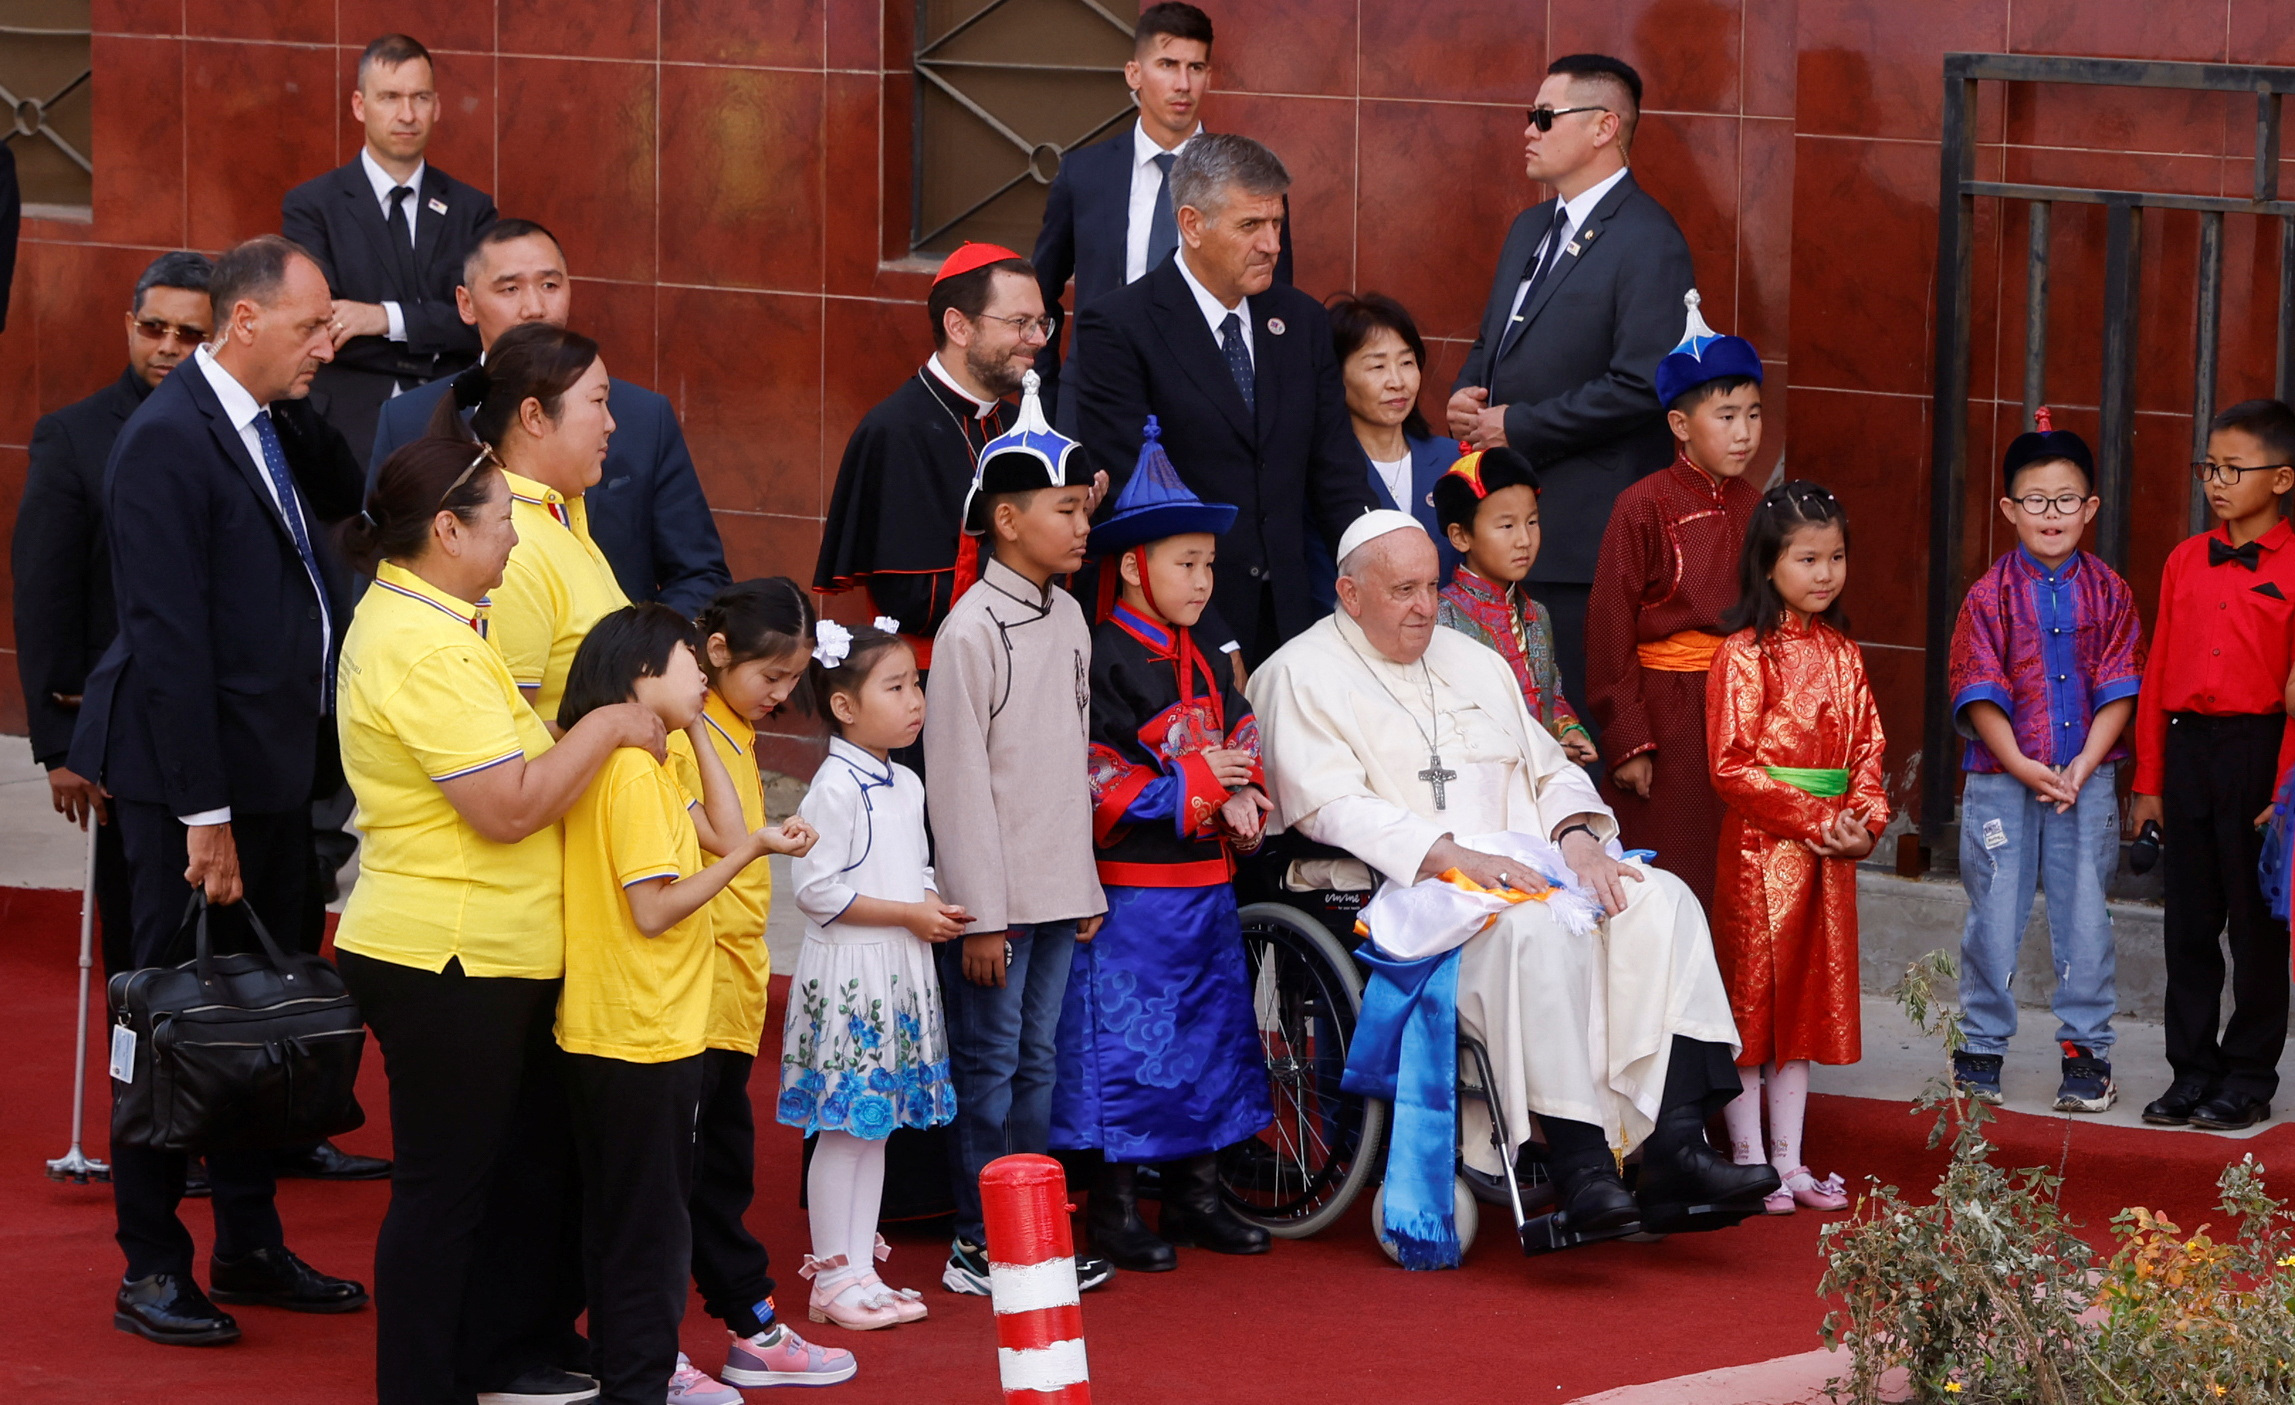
[1216,832,1645,1260]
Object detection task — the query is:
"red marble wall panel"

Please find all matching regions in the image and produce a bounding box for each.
[1549,0,1745,117]
[658,65,827,292]
[337,0,496,57]
[664,0,827,69]
[184,41,339,249]
[1359,0,1542,107]
[496,57,659,284]
[90,36,185,250]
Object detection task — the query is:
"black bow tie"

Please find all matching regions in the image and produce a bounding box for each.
[2210,536,2262,571]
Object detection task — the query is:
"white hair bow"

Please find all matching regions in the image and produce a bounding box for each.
[813,619,853,668]
[872,616,900,634]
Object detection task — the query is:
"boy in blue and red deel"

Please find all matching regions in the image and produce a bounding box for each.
[1054,417,1275,1275]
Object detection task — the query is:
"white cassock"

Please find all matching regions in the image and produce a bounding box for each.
[1248,610,1741,1167]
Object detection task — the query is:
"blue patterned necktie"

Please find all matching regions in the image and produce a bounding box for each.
[252,409,333,706]
[1219,311,1254,414]
[1145,151,1179,273]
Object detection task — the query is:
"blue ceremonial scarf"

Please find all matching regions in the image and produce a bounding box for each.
[1342,943,1462,1269]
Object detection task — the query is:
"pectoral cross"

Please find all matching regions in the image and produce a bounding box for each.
[1419,752,1456,811]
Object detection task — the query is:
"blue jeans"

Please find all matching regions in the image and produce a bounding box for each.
[1957,762,2120,1055]
[937,920,1078,1245]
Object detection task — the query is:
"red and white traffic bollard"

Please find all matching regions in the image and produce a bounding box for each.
[980,1153,1091,1404]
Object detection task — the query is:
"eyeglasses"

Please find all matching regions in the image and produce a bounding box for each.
[1527,105,1609,133]
[132,317,209,346]
[2012,491,2091,517]
[2193,460,2292,485]
[975,311,1059,338]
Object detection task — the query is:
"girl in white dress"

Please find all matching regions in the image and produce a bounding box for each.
[779,621,964,1330]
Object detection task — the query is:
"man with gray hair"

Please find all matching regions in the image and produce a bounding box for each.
[1072,131,1373,664]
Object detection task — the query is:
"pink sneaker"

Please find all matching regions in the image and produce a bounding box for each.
[667,1352,742,1405]
[720,1324,858,1387]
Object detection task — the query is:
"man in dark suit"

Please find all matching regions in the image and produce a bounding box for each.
[281,33,494,469]
[1073,134,1374,665]
[370,218,730,614]
[1030,3,1292,433]
[70,235,369,1346]
[12,252,213,974]
[0,140,17,331]
[1448,54,1695,714]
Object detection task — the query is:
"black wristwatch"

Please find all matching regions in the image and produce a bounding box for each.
[1555,822,1597,846]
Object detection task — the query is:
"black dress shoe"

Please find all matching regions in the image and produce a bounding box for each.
[1636,1105,1780,1233]
[208,1246,369,1313]
[2188,1091,2272,1131]
[1087,1161,1176,1271]
[114,1272,241,1346]
[1156,1153,1271,1255]
[2142,1078,2216,1126]
[1551,1163,1642,1235]
[273,1139,392,1180]
[183,1158,212,1199]
[475,1367,600,1405]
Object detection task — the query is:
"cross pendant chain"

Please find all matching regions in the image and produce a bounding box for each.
[1419,751,1457,811]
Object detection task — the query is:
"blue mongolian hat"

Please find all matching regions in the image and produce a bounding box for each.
[1654,290,1763,409]
[961,369,1093,535]
[1087,416,1238,558]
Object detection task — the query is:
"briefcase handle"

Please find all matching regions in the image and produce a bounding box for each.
[177,890,300,990]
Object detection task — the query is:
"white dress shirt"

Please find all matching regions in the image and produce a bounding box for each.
[1370,451,1413,511]
[926,353,1001,419]
[358,147,424,344]
[184,345,333,825]
[1506,164,1630,323]
[1175,244,1252,361]
[1124,119,1199,284]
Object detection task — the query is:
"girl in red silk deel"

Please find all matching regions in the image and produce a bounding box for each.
[1706,482,1888,1216]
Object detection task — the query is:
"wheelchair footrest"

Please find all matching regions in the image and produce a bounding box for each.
[1637,1197,1768,1236]
[1517,1210,1643,1258]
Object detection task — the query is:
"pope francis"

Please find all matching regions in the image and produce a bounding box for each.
[1248,511,1780,1235]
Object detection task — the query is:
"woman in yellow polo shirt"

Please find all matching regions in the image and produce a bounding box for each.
[332,436,665,1405]
[428,320,627,721]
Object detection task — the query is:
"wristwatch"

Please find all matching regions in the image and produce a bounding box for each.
[1555,822,1597,846]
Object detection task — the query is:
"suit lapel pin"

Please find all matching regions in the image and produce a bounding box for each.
[1580,226,1602,244]
[1564,241,1582,257]
[1266,317,1286,336]
[427,197,448,216]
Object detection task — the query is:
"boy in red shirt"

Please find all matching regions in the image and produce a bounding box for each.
[2131,399,2295,1131]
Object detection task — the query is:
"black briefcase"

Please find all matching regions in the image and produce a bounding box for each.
[107,893,368,1154]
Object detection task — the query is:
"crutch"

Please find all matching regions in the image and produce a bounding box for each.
[46,821,111,1184]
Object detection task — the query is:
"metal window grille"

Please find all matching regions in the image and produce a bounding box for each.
[912,0,1136,255]
[2,0,92,215]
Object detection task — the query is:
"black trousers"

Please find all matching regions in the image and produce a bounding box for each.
[92,809,136,978]
[569,1052,703,1405]
[1526,581,1593,723]
[338,952,586,1405]
[109,802,312,1280]
[2161,712,2290,1100]
[690,1048,776,1336]
[1542,1036,1742,1171]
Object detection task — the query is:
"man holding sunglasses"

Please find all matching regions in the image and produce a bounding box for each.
[1449,54,1695,719]
[12,251,215,977]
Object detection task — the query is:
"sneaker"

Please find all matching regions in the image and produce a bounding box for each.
[721,1323,858,1388]
[941,1238,992,1295]
[666,1353,741,1405]
[1952,1051,2005,1105]
[1074,1252,1115,1293]
[2054,1043,2117,1113]
[475,1368,599,1405]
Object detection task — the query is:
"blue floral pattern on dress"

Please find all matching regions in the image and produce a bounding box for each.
[779,968,953,1139]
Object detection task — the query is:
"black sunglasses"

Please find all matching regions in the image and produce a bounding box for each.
[1527,105,1609,133]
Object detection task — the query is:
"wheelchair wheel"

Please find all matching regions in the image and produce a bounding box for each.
[1370,1178,1481,1264]
[1221,902,1386,1239]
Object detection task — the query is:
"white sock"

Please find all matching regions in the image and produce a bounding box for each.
[1765,1059,1811,1174]
[1722,1065,1765,1165]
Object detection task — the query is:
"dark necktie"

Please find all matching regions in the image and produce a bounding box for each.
[1219,311,1254,414]
[1145,152,1179,274]
[385,185,420,291]
[252,410,333,707]
[1497,212,1570,361]
[2209,536,2262,571]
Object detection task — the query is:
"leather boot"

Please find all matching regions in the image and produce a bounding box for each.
[1551,1161,1641,1235]
[1635,1103,1779,1233]
[1087,1160,1176,1271]
[1156,1153,1270,1255]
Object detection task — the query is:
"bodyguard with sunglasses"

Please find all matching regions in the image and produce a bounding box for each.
[12,252,214,975]
[1449,53,1695,716]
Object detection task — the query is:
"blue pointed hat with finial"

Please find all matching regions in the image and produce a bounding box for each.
[961,369,1093,534]
[1088,415,1238,558]
[1654,289,1763,409]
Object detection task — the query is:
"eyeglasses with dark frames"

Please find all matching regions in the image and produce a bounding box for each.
[2011,491,2091,517]
[1527,105,1610,133]
[2192,460,2293,486]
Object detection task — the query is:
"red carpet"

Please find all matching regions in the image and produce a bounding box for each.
[5,882,2289,1403]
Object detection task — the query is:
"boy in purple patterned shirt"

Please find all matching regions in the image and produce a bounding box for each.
[1946,419,2143,1114]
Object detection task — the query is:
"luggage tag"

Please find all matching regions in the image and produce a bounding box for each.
[110,1023,137,1083]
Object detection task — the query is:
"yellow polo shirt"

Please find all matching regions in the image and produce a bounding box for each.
[334,561,565,978]
[558,747,714,1063]
[489,469,629,722]
[666,692,774,1054]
